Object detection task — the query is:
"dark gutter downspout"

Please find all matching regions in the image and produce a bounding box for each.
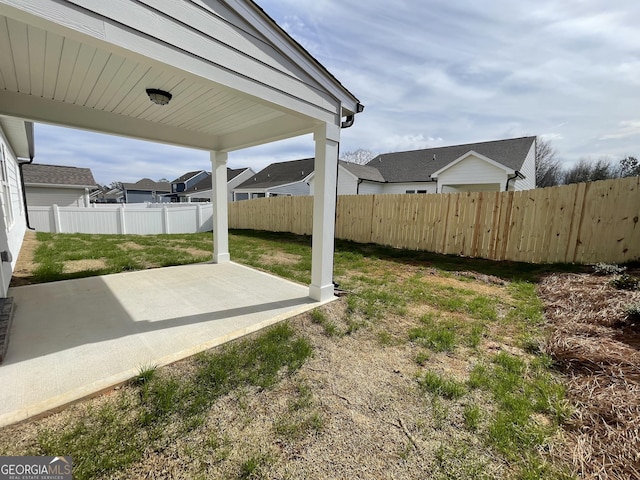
[18,122,36,230]
[505,171,524,191]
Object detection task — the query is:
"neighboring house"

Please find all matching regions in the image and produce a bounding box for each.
[233,158,314,200]
[22,163,96,207]
[91,185,123,204]
[183,167,255,203]
[168,170,209,202]
[0,117,30,297]
[121,178,170,203]
[310,136,536,195]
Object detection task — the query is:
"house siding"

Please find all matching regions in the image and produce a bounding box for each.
[268,181,310,196]
[309,167,358,195]
[358,182,384,195]
[26,186,86,207]
[0,126,27,296]
[381,182,437,194]
[226,169,255,202]
[337,169,359,195]
[437,155,508,191]
[125,190,169,204]
[441,183,501,193]
[515,141,536,190]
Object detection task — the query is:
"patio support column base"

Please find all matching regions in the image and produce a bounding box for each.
[211,150,230,264]
[309,122,340,302]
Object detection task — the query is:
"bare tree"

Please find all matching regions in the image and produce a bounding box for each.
[340,148,377,165]
[535,138,563,187]
[619,156,640,178]
[563,158,619,185]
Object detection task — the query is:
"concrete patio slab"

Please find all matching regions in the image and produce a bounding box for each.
[0,262,326,427]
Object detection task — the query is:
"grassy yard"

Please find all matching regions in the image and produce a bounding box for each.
[2,230,590,479]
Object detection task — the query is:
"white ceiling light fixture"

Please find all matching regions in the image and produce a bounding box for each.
[146,88,172,106]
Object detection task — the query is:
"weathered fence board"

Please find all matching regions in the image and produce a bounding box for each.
[228,176,640,264]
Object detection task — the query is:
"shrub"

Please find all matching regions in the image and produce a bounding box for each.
[626,302,640,320]
[593,263,626,275]
[610,274,640,291]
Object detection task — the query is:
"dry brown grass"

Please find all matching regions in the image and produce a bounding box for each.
[539,272,640,479]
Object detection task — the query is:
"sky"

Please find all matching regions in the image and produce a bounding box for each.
[33,0,640,185]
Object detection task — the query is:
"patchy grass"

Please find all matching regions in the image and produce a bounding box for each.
[4,229,587,479]
[31,232,212,283]
[35,323,311,480]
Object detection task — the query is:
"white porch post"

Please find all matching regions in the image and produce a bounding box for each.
[309,122,340,301]
[210,151,230,263]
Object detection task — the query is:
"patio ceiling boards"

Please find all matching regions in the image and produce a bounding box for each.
[0,0,363,301]
[0,0,361,151]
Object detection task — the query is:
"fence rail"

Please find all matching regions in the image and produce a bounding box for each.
[229,177,640,264]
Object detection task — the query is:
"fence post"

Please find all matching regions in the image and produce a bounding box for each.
[52,204,61,233]
[118,206,126,234]
[163,206,170,234]
[197,204,202,232]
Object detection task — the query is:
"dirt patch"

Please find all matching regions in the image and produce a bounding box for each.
[259,252,301,266]
[118,242,145,251]
[10,231,38,287]
[175,247,211,258]
[62,259,108,274]
[539,273,640,479]
[413,272,509,301]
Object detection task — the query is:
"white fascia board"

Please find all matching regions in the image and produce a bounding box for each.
[224,0,362,115]
[25,183,95,189]
[233,187,268,194]
[185,189,212,197]
[430,150,514,178]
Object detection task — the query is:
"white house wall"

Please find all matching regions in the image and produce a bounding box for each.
[0,125,26,296]
[441,183,501,193]
[310,167,359,196]
[358,182,384,195]
[515,141,536,190]
[226,169,254,202]
[380,182,437,194]
[25,186,86,207]
[438,155,508,191]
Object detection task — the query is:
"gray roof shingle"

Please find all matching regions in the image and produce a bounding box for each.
[171,170,205,183]
[121,178,170,192]
[181,168,252,194]
[236,158,314,189]
[339,160,386,182]
[22,163,97,187]
[366,136,535,182]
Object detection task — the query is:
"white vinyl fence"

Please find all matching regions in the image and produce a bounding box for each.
[28,203,214,234]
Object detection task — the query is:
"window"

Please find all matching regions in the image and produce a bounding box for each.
[417,190,427,194]
[405,190,415,194]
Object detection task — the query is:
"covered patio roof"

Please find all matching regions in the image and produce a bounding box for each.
[0,0,363,301]
[0,0,361,151]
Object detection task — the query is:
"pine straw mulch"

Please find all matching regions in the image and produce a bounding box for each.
[538,272,640,480]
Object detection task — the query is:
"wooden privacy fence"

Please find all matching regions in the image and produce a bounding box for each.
[228,176,640,264]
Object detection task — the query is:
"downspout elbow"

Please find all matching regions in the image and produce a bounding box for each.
[505,171,523,192]
[341,115,355,129]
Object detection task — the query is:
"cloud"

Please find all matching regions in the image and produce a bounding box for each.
[28,0,640,181]
[600,121,640,140]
